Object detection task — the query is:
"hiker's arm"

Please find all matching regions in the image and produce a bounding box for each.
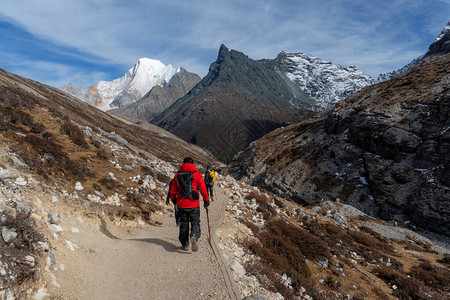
[196,172,209,202]
[169,175,178,202]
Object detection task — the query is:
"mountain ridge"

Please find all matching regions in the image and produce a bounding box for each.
[152,44,316,162]
[108,67,201,122]
[231,51,450,236]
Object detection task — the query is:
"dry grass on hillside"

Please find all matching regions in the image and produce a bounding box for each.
[239,191,450,300]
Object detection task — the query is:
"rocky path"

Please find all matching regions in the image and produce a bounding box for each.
[65,187,238,300]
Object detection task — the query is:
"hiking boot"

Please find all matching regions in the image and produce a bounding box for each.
[191,235,198,252]
[182,242,189,251]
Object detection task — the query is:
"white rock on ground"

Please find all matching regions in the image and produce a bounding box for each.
[74,182,84,191]
[2,228,18,243]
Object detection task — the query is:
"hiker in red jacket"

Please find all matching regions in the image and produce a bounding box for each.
[170,157,210,252]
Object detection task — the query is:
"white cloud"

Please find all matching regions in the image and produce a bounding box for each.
[7,59,108,88]
[0,0,448,83]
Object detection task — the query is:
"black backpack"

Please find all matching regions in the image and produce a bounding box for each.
[177,172,199,199]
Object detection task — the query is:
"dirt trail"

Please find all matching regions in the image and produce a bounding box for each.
[60,187,239,300]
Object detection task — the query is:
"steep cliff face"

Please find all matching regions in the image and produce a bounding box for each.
[231,53,450,235]
[108,68,201,122]
[153,45,316,162]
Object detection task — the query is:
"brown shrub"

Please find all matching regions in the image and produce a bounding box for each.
[92,183,102,191]
[246,191,268,203]
[324,276,342,291]
[348,229,392,252]
[409,262,450,289]
[248,228,309,276]
[0,106,33,128]
[98,177,117,190]
[41,131,56,140]
[91,138,102,148]
[246,191,277,219]
[373,266,432,299]
[0,87,35,109]
[61,121,88,148]
[22,134,67,165]
[437,254,450,267]
[372,287,390,300]
[240,218,259,234]
[325,223,341,235]
[274,197,285,208]
[30,122,46,133]
[404,244,423,251]
[66,160,93,179]
[271,219,331,262]
[97,148,108,160]
[245,261,295,299]
[13,147,48,176]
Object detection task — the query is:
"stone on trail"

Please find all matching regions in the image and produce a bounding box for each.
[74,182,84,190]
[243,294,267,300]
[0,168,13,184]
[23,255,36,267]
[2,228,18,243]
[229,260,246,276]
[48,214,61,225]
[14,177,27,186]
[16,202,31,215]
[11,155,28,169]
[33,287,48,300]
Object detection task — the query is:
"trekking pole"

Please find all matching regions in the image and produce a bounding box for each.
[206,207,211,244]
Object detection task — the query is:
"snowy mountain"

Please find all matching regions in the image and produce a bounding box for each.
[377,56,423,82]
[276,52,375,109]
[61,58,179,111]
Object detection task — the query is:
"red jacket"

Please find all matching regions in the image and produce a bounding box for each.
[170,163,209,208]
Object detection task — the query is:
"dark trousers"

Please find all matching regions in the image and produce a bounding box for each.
[206,184,214,199]
[178,206,201,246]
[174,205,181,226]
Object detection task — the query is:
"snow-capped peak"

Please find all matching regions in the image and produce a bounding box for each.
[278,52,375,109]
[434,20,450,43]
[92,58,179,110]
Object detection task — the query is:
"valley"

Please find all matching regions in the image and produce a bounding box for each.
[0,18,449,300]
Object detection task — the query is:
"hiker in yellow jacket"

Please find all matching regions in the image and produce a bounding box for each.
[204,164,216,201]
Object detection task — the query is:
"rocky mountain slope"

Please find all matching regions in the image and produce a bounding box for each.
[107,67,201,122]
[276,51,375,109]
[217,179,449,299]
[0,67,219,298]
[231,48,449,236]
[61,58,181,111]
[153,45,317,162]
[1,67,449,300]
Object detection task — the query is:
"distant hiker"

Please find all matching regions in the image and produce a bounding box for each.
[165,179,181,226]
[170,157,210,252]
[204,164,216,201]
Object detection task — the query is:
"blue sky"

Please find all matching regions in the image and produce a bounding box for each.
[0,0,448,88]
